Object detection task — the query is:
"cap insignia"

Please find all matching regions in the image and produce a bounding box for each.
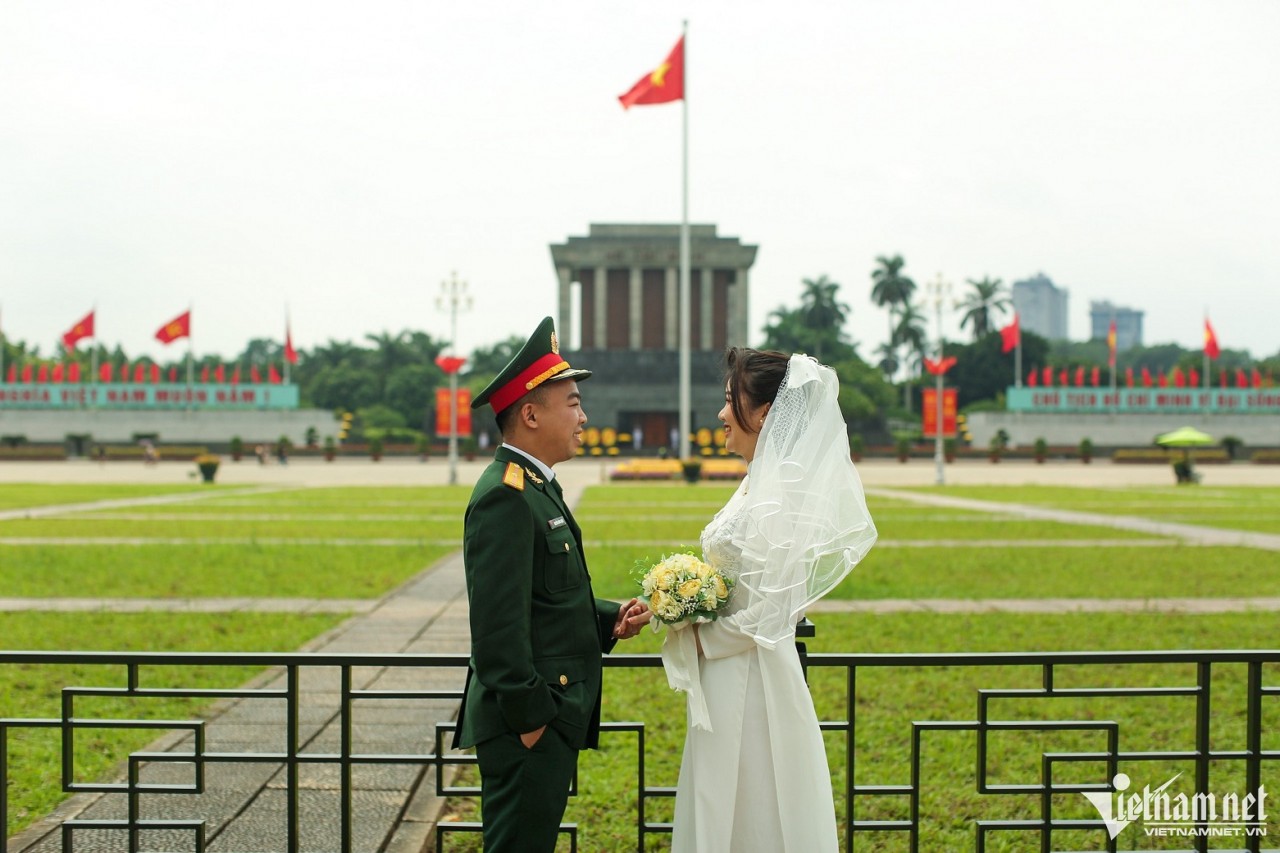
[550,331,559,354]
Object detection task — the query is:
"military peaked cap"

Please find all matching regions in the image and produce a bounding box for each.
[472,316,592,414]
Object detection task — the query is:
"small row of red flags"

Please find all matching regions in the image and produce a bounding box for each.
[3,362,288,385]
[56,309,299,364]
[1027,365,1272,389]
[1001,315,1224,364]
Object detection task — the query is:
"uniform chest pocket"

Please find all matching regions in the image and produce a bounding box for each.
[543,528,582,593]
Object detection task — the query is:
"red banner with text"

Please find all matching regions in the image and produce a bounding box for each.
[922,388,958,438]
[435,388,473,437]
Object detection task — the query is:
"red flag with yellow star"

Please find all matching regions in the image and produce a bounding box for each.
[62,310,95,350]
[155,311,191,344]
[619,36,684,109]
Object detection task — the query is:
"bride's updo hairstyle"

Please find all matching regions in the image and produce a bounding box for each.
[725,347,789,436]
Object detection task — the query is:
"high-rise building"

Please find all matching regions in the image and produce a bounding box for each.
[1011,273,1069,341]
[1089,301,1144,351]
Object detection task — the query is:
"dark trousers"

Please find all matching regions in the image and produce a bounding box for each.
[475,728,578,852]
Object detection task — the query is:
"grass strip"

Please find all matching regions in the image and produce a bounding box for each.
[1,610,344,836]
[0,484,211,512]
[0,543,454,598]
[899,485,1280,535]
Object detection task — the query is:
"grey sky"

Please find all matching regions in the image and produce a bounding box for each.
[2,0,1277,366]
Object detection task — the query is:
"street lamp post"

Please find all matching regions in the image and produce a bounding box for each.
[927,275,952,486]
[437,272,471,486]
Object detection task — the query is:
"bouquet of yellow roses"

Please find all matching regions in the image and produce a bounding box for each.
[636,552,734,626]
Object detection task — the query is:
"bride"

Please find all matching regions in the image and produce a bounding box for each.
[663,348,878,852]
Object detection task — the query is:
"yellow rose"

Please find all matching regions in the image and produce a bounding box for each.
[651,566,678,591]
[713,575,729,599]
[678,578,702,599]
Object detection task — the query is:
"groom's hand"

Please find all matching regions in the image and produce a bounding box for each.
[520,725,546,749]
[613,598,651,639]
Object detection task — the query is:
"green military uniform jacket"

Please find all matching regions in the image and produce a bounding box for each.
[454,446,620,751]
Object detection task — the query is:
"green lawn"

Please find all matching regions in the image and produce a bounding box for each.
[1,611,345,836]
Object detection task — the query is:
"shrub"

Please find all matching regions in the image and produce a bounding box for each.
[1221,435,1243,459]
[1079,437,1094,463]
[1033,437,1048,463]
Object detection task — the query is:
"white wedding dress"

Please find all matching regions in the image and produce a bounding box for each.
[669,475,840,853]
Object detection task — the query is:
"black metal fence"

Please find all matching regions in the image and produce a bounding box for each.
[2,650,1278,853]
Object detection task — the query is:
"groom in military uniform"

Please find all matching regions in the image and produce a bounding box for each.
[453,316,649,852]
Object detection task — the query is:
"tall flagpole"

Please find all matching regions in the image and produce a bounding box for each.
[1202,309,1210,390]
[284,306,291,385]
[678,18,691,462]
[0,303,5,383]
[186,304,194,413]
[90,304,98,410]
[1014,315,1022,389]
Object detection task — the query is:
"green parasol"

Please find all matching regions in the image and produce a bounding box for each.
[1155,426,1215,447]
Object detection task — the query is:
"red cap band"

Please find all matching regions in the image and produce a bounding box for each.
[489,353,570,413]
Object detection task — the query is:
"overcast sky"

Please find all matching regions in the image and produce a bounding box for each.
[2,0,1277,366]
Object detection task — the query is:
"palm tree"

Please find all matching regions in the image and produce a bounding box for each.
[893,302,929,413]
[799,275,850,360]
[957,276,1011,340]
[870,255,917,338]
[873,341,899,383]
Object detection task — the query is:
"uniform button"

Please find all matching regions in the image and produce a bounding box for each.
[559,675,569,686]
[563,542,570,551]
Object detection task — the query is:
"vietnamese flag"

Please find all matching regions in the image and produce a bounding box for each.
[5,364,14,383]
[134,363,146,383]
[1000,314,1020,354]
[37,364,49,382]
[1189,367,1199,387]
[52,363,63,383]
[619,36,685,109]
[200,364,209,383]
[21,364,32,382]
[1236,367,1248,387]
[1204,319,1221,360]
[1125,366,1134,388]
[1090,366,1100,386]
[1172,367,1185,388]
[268,364,282,384]
[62,310,95,350]
[100,363,112,382]
[1059,368,1068,386]
[1252,367,1263,388]
[1141,366,1152,387]
[168,366,177,383]
[68,362,80,383]
[284,323,298,365]
[249,365,260,383]
[1158,373,1168,388]
[215,364,226,383]
[1073,366,1084,386]
[231,365,241,385]
[1027,369,1038,387]
[1042,366,1053,386]
[1219,369,1227,388]
[150,364,160,383]
[155,311,191,344]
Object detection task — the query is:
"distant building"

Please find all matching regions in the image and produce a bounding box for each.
[548,223,758,449]
[1089,301,1144,351]
[1011,273,1069,341]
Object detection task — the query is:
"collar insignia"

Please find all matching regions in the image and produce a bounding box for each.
[523,466,544,485]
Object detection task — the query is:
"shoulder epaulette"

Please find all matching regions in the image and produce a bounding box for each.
[501,462,525,491]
